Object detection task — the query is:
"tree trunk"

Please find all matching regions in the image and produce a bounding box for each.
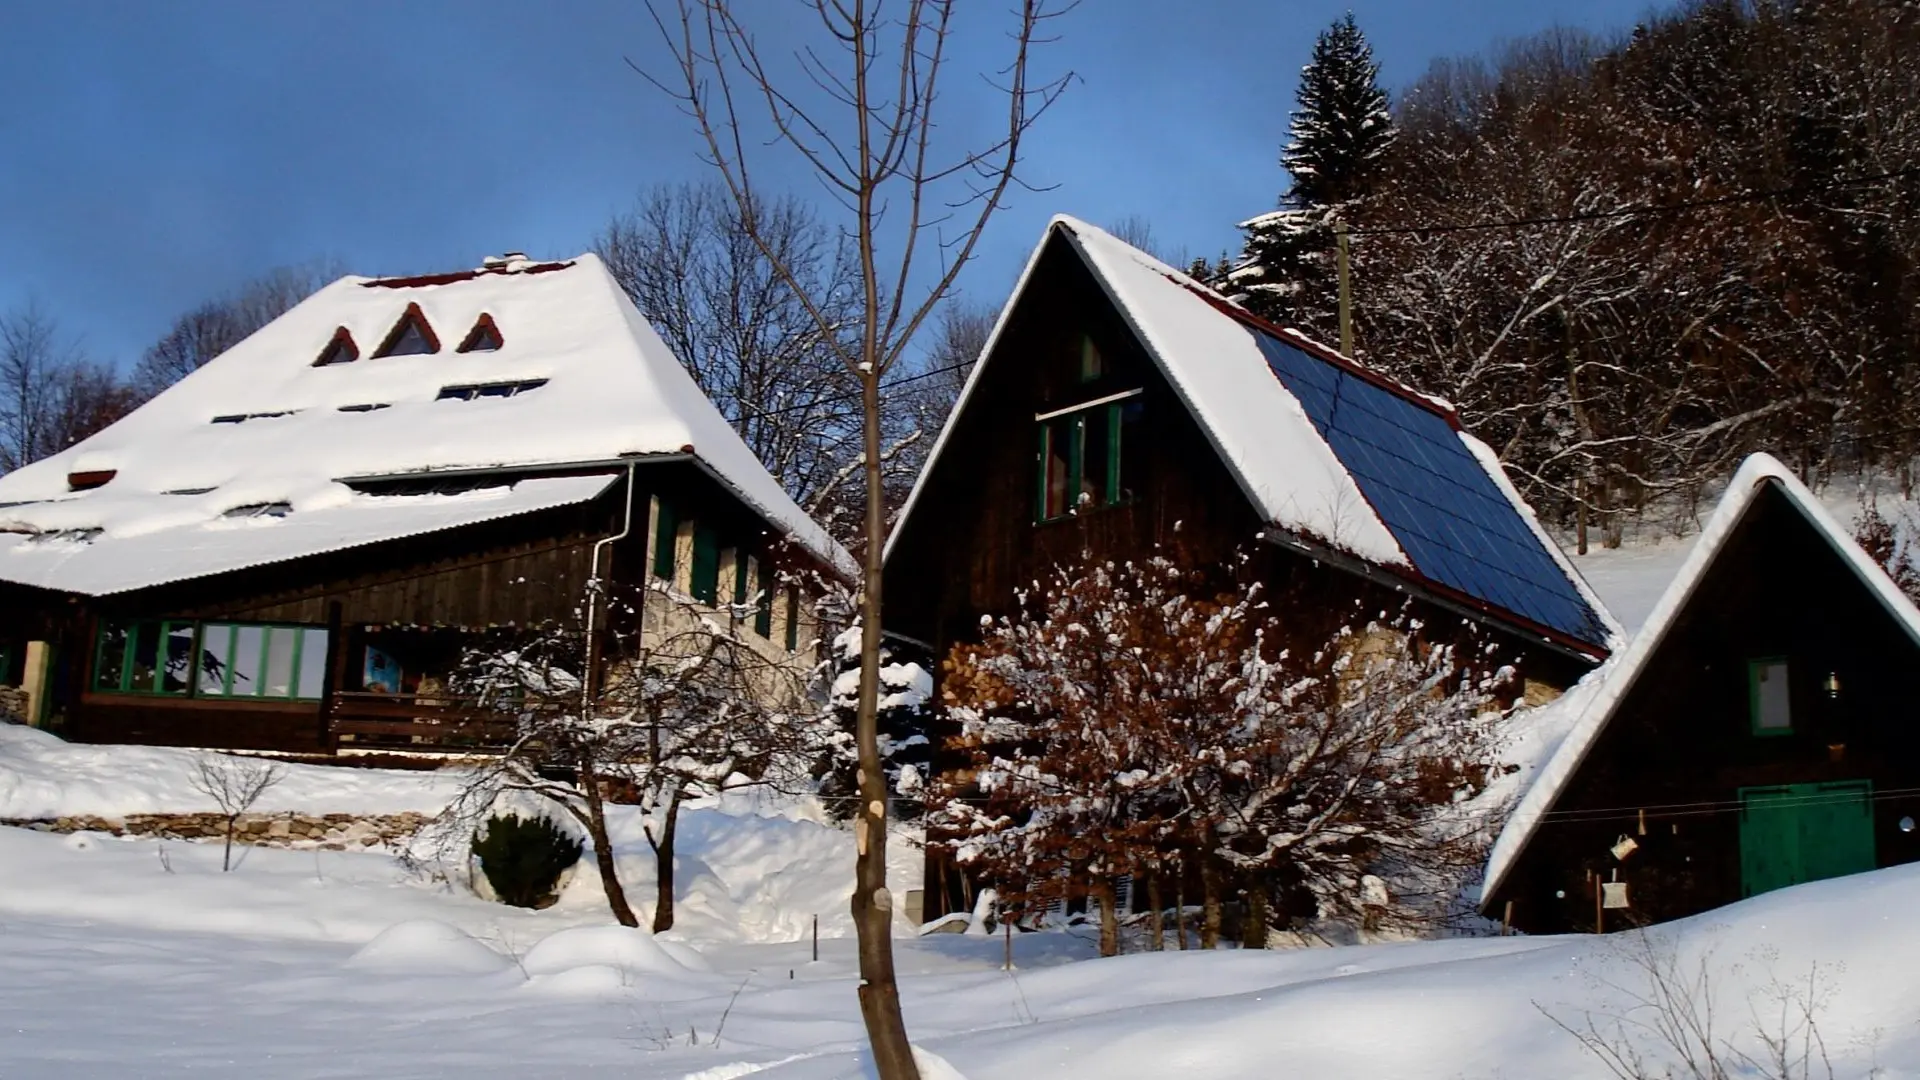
[1146,872,1164,952]
[222,816,236,872]
[1175,877,1188,951]
[1240,884,1268,950]
[650,788,684,934]
[1093,878,1119,958]
[579,757,639,928]
[1200,856,1222,950]
[851,371,920,1080]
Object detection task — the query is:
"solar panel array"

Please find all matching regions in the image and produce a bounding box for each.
[1249,329,1609,648]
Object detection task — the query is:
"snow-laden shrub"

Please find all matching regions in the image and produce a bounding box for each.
[470,812,582,909]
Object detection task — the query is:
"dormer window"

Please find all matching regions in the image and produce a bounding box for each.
[457,313,504,353]
[314,328,359,366]
[372,303,440,357]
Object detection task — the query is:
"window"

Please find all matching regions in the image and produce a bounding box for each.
[690,524,720,604]
[1078,333,1103,383]
[337,403,391,413]
[652,499,678,579]
[1035,392,1143,522]
[457,313,504,353]
[784,587,801,651]
[435,379,548,401]
[314,328,359,366]
[372,303,440,357]
[95,619,328,700]
[755,560,775,638]
[1750,658,1792,734]
[211,411,297,425]
[221,502,292,519]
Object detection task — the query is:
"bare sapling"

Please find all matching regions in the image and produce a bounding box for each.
[189,754,284,872]
[644,2,1075,1075]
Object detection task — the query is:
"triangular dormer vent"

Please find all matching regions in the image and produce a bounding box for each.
[456,312,504,353]
[313,327,359,367]
[372,303,440,357]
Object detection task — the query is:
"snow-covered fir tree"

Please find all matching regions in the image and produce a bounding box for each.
[1227,12,1391,334]
[817,624,933,823]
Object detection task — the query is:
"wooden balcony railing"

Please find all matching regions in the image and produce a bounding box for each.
[326,691,541,752]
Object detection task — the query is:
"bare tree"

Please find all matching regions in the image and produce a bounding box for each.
[189,754,284,872]
[598,183,872,510]
[131,261,340,399]
[645,3,1074,1072]
[450,578,825,931]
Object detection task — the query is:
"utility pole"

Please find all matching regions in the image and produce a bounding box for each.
[1336,220,1354,358]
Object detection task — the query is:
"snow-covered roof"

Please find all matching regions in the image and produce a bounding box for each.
[1480,453,1920,902]
[0,254,854,594]
[888,215,1613,653]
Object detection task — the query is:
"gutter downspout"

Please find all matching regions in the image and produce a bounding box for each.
[583,460,640,713]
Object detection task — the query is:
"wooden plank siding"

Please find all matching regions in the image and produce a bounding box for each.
[886,234,1596,920]
[12,459,835,754]
[1488,484,1920,932]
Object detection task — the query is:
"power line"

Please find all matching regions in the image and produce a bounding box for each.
[1346,166,1919,238]
[723,358,974,427]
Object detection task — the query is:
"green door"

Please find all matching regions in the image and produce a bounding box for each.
[1739,782,1875,898]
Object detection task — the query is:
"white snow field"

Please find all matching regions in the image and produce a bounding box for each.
[5,511,1919,1079]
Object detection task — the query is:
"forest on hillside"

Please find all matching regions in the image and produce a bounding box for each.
[1227,0,1919,547]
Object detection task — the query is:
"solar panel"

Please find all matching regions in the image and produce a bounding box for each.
[1249,329,1608,648]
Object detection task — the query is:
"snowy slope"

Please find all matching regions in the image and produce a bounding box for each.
[0,255,853,592]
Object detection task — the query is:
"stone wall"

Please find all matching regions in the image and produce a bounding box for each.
[2,811,432,850]
[0,686,28,723]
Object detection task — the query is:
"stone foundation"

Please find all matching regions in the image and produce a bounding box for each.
[0,686,28,723]
[2,811,432,851]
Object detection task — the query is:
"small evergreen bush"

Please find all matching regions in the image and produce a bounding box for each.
[471,812,582,908]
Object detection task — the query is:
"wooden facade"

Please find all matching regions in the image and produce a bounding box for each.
[885,232,1598,919]
[0,460,831,755]
[1486,480,1920,933]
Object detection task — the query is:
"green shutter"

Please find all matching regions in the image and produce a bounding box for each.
[784,588,800,651]
[1106,402,1124,504]
[1035,422,1051,523]
[755,561,775,637]
[652,499,677,579]
[691,524,720,604]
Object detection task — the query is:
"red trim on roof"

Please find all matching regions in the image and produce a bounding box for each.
[1177,279,1465,432]
[313,326,359,367]
[372,302,442,357]
[455,312,504,353]
[358,260,576,289]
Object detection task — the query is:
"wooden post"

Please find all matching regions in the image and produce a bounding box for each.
[1595,878,1605,935]
[1336,220,1354,358]
[1501,900,1513,937]
[319,601,347,753]
[1003,915,1013,972]
[812,913,819,963]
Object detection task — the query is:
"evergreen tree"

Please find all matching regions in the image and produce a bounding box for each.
[1229,13,1391,335]
[1283,12,1392,209]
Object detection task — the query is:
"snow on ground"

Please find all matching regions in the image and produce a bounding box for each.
[2,813,1917,1079]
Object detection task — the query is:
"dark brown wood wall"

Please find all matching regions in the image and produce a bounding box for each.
[1492,483,1920,933]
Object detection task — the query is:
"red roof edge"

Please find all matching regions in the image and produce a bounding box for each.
[359,260,576,290]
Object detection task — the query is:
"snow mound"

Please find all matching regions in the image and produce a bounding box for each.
[346,920,514,976]
[521,963,631,997]
[910,1047,969,1080]
[654,937,714,973]
[520,925,687,978]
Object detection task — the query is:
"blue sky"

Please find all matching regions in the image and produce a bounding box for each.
[0,1,1656,368]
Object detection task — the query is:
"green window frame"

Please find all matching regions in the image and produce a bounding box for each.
[690,523,721,604]
[652,499,678,580]
[0,642,14,685]
[1035,392,1141,523]
[755,560,775,638]
[784,587,801,651]
[92,619,329,701]
[1748,657,1792,736]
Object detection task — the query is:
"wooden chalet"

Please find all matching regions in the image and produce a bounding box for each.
[883,216,1618,919]
[0,254,852,755]
[1482,453,1920,933]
